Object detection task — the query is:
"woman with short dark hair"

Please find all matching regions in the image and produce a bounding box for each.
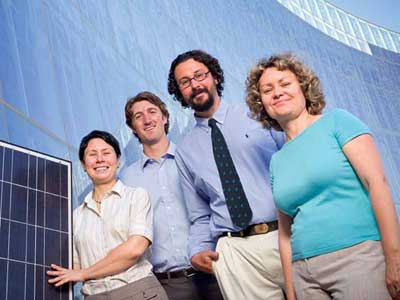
[48,130,168,300]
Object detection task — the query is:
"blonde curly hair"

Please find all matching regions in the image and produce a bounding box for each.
[246,53,325,131]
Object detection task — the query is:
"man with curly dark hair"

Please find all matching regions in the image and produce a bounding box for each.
[167,50,286,300]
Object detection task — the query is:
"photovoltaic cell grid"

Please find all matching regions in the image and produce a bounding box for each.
[0,141,73,300]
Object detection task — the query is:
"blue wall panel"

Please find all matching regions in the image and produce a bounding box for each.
[0,0,399,217]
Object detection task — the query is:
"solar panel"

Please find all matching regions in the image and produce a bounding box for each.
[0,140,73,300]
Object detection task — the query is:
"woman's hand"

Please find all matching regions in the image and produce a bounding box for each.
[47,264,85,287]
[386,254,400,300]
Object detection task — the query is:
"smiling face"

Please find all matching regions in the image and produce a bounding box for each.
[258,67,307,125]
[130,100,168,146]
[174,58,220,117]
[82,138,119,186]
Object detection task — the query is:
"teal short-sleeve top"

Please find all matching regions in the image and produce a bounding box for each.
[270,109,380,261]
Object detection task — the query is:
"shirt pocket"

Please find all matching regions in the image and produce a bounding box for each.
[245,128,279,158]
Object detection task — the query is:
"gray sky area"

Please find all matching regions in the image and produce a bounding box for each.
[328,0,400,32]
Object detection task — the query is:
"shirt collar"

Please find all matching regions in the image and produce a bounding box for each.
[194,101,229,128]
[111,180,124,196]
[83,180,123,206]
[140,142,176,170]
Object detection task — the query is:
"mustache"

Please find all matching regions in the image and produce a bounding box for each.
[190,88,208,101]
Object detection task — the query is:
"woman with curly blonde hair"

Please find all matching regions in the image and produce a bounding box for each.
[246,54,400,300]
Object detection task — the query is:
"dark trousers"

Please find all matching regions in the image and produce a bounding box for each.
[158,272,223,300]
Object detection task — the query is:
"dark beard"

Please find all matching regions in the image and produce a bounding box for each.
[188,88,215,112]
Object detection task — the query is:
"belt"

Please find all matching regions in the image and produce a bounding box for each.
[220,221,278,238]
[154,267,197,280]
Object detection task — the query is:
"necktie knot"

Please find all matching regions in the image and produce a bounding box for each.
[208,118,217,128]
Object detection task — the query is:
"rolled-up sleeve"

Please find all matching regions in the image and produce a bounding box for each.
[128,187,153,243]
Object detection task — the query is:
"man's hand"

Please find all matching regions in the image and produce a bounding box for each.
[191,250,219,274]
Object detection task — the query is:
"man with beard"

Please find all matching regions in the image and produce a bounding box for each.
[167,50,286,300]
[120,91,223,300]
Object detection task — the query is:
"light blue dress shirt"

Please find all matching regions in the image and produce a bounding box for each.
[175,102,285,258]
[120,143,191,272]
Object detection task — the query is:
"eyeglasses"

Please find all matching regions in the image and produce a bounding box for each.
[178,71,210,89]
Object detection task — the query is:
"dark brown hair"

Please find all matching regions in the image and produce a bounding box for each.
[167,50,224,107]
